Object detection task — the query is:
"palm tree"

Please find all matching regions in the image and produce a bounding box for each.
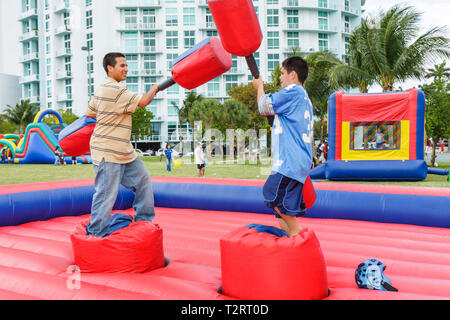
[425,61,450,82]
[220,99,250,130]
[190,98,222,160]
[331,5,450,92]
[3,99,40,134]
[305,51,343,142]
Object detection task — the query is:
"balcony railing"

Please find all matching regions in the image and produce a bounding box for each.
[20,52,39,62]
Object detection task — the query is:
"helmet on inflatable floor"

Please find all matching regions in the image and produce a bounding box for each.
[355,259,398,292]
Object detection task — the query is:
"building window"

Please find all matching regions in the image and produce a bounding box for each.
[287,9,299,29]
[267,53,279,73]
[318,33,328,51]
[65,79,72,99]
[143,55,157,74]
[267,31,279,49]
[143,9,156,28]
[47,80,52,98]
[345,0,350,11]
[125,55,138,76]
[267,0,278,4]
[124,32,138,53]
[166,8,178,27]
[267,9,279,27]
[168,100,179,116]
[167,84,179,95]
[144,77,158,91]
[64,56,71,74]
[124,9,137,28]
[167,53,177,71]
[64,34,71,52]
[205,10,214,28]
[86,32,93,50]
[206,30,218,37]
[318,0,328,8]
[126,77,139,92]
[287,32,299,50]
[207,77,220,97]
[344,16,350,33]
[184,30,195,49]
[318,11,328,30]
[143,32,156,52]
[166,31,178,49]
[183,7,195,26]
[86,10,92,29]
[225,75,238,92]
[45,14,50,32]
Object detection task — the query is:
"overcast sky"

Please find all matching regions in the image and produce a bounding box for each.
[361,0,449,91]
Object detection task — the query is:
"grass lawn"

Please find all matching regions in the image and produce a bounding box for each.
[0,156,448,188]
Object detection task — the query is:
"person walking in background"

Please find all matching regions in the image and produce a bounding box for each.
[164,144,173,172]
[194,142,206,177]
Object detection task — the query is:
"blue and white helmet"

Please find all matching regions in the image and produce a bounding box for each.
[355,259,398,292]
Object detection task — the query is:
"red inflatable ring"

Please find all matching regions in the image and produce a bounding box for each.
[70,215,165,273]
[220,224,328,300]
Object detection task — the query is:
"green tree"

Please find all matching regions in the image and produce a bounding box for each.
[330,5,450,92]
[131,107,154,148]
[59,109,79,125]
[420,61,450,167]
[2,99,40,134]
[220,99,250,130]
[179,90,203,131]
[305,51,342,142]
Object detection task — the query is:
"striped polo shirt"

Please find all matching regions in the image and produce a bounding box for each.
[86,76,143,166]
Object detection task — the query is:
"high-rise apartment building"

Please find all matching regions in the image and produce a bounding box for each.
[18,0,365,148]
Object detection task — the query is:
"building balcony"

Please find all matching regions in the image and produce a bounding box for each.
[282,0,338,11]
[116,0,161,8]
[20,74,40,84]
[28,95,40,104]
[20,52,39,63]
[56,71,72,80]
[117,22,162,31]
[197,0,208,7]
[54,1,70,13]
[18,8,38,21]
[19,30,39,42]
[199,22,216,30]
[283,22,338,33]
[56,94,73,102]
[123,46,163,54]
[55,48,72,57]
[55,25,72,36]
[140,69,164,76]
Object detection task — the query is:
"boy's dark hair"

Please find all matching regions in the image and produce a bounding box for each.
[103,52,125,74]
[282,56,309,84]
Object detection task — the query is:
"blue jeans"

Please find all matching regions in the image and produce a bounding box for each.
[166,157,171,172]
[87,157,155,237]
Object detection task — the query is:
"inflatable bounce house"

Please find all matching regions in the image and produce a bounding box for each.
[0,109,91,164]
[311,89,435,181]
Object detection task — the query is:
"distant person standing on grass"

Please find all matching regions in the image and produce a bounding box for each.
[164,144,173,172]
[194,142,206,177]
[85,52,159,238]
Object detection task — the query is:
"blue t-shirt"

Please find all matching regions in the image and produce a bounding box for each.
[260,84,313,183]
[165,149,173,159]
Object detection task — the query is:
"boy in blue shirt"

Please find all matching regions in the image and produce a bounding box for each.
[253,56,313,237]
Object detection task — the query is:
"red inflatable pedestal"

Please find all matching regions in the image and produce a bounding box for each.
[220,225,328,300]
[70,217,164,273]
